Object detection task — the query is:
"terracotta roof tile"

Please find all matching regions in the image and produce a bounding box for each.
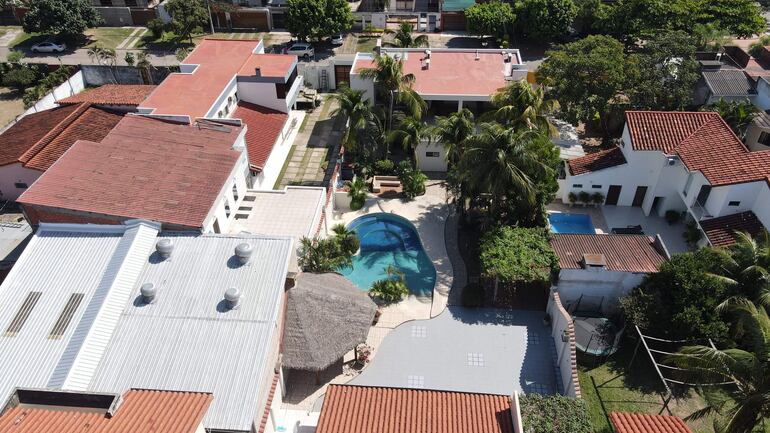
[609,412,693,433]
[625,111,770,186]
[233,102,288,169]
[700,211,766,247]
[58,84,157,106]
[567,147,627,175]
[550,234,667,273]
[316,385,515,433]
[0,389,213,433]
[18,115,242,229]
[0,103,123,171]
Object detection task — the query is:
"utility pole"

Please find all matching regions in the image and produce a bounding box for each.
[204,0,216,34]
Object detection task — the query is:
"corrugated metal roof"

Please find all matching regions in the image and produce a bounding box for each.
[88,232,293,432]
[550,234,667,273]
[703,70,756,96]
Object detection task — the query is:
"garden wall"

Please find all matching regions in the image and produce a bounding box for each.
[81,65,172,87]
[1,70,85,133]
[547,289,581,398]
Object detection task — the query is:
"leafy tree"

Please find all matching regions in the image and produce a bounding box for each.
[487,79,559,136]
[396,160,427,200]
[285,0,353,42]
[572,0,609,36]
[22,0,101,38]
[2,66,38,92]
[432,108,475,167]
[385,21,428,48]
[692,23,731,52]
[165,0,208,44]
[465,0,515,38]
[358,54,426,127]
[536,35,627,132]
[704,0,764,39]
[620,248,733,341]
[479,226,558,284]
[702,99,758,139]
[666,300,770,433]
[515,0,577,40]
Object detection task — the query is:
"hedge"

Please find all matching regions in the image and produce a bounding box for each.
[479,226,558,284]
[520,394,591,433]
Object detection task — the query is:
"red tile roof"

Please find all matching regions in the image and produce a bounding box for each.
[567,147,627,175]
[609,412,693,433]
[58,84,157,106]
[700,211,766,247]
[550,234,667,273]
[0,103,123,171]
[18,115,243,229]
[316,385,515,433]
[625,111,770,186]
[0,389,213,433]
[234,102,288,170]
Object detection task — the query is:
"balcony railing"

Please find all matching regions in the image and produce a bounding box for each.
[690,201,713,220]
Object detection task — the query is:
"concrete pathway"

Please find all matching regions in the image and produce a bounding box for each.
[116,27,149,50]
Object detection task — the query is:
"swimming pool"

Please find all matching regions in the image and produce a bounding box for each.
[548,213,596,234]
[339,213,436,297]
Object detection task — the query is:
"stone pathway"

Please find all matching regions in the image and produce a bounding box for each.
[116,27,148,50]
[276,96,344,188]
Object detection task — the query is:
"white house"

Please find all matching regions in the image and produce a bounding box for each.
[562,111,770,247]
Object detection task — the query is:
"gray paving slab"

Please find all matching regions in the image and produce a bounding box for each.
[351,307,559,396]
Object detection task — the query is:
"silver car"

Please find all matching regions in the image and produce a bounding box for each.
[287,42,314,59]
[31,41,66,53]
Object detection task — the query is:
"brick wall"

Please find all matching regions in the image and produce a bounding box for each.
[547,289,581,398]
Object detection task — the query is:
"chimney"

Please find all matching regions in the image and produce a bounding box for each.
[235,243,253,265]
[224,287,241,310]
[254,67,262,77]
[140,283,157,304]
[156,239,173,260]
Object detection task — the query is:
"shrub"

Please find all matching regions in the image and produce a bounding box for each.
[347,177,367,210]
[480,226,558,284]
[124,52,135,66]
[665,210,681,224]
[373,159,395,175]
[683,220,702,247]
[2,66,38,91]
[147,18,166,39]
[461,282,485,307]
[590,192,604,205]
[297,229,360,273]
[567,191,578,204]
[577,191,591,204]
[397,160,427,200]
[369,266,409,302]
[749,35,770,58]
[519,394,591,433]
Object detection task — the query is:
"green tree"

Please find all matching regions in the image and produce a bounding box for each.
[358,54,426,128]
[22,0,101,38]
[285,0,353,41]
[297,230,359,272]
[704,0,764,38]
[536,35,627,132]
[515,0,577,40]
[666,300,770,433]
[331,224,360,256]
[385,21,428,48]
[711,231,770,309]
[2,66,38,92]
[330,85,375,151]
[479,226,558,284]
[465,0,515,38]
[487,79,559,136]
[692,23,731,52]
[702,99,758,139]
[387,116,431,157]
[165,0,208,44]
[432,108,475,167]
[396,160,427,199]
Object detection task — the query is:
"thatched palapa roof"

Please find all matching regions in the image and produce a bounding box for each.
[282,273,377,371]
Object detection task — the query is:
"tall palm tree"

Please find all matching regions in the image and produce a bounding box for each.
[385,22,429,48]
[432,108,475,166]
[711,230,770,310]
[329,85,374,150]
[358,54,427,128]
[456,123,547,219]
[136,52,154,85]
[487,80,560,137]
[387,116,431,158]
[666,300,770,433]
[331,223,360,256]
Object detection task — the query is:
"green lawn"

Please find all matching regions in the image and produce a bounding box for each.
[84,27,137,49]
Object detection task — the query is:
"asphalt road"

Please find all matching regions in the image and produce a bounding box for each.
[0,46,179,66]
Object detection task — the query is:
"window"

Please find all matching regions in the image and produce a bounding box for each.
[683,172,694,197]
[728,200,741,207]
[228,96,233,106]
[232,184,239,202]
[425,151,439,157]
[124,0,137,6]
[759,132,770,146]
[224,106,229,115]
[14,182,27,189]
[225,199,231,218]
[49,293,85,339]
[592,185,602,189]
[572,184,583,188]
[218,110,223,118]
[4,292,42,337]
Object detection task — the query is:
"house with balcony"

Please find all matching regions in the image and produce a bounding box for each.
[562,111,770,247]
[138,39,303,189]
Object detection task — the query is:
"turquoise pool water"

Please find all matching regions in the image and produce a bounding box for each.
[548,212,596,234]
[339,213,436,297]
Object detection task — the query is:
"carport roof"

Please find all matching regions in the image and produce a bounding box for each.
[550,234,668,273]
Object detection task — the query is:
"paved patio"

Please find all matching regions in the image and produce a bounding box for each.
[351,307,560,396]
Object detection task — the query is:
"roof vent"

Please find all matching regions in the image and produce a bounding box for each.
[156,239,173,259]
[235,243,253,264]
[254,67,261,77]
[476,50,480,60]
[424,49,431,58]
[224,287,241,310]
[140,283,157,304]
[581,254,607,269]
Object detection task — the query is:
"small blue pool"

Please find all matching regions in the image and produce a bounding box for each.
[548,213,596,234]
[339,213,436,297]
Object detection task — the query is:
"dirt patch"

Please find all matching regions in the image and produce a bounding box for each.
[0,87,25,129]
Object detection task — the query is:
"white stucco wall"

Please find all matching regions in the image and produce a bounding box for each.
[201,130,250,233]
[555,269,647,314]
[753,185,770,230]
[252,111,303,190]
[237,82,289,113]
[0,163,43,201]
[706,181,763,218]
[754,77,770,111]
[415,141,447,172]
[208,77,240,119]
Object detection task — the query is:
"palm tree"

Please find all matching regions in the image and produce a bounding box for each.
[329,85,374,150]
[331,223,360,256]
[487,80,560,137]
[387,116,431,159]
[385,22,429,48]
[703,99,758,139]
[358,54,427,128]
[432,108,475,166]
[87,46,119,83]
[86,46,104,65]
[666,300,770,433]
[136,52,154,85]
[456,123,548,219]
[711,230,770,310]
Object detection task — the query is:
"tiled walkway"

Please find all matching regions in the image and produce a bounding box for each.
[276,97,343,188]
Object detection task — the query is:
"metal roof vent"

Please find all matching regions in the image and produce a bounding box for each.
[156,239,173,259]
[140,283,157,304]
[235,243,253,264]
[224,287,241,310]
[424,49,431,58]
[581,254,607,269]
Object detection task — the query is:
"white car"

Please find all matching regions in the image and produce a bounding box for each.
[287,42,314,59]
[330,34,345,45]
[31,41,66,53]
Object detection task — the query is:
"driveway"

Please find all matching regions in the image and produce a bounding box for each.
[351,306,561,396]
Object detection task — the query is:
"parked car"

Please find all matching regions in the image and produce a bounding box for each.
[287,42,314,59]
[330,34,345,45]
[31,41,66,53]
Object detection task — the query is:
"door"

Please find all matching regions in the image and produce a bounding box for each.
[334,65,351,88]
[605,185,622,206]
[632,186,648,207]
[650,196,663,215]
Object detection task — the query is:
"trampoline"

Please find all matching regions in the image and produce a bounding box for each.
[569,295,624,357]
